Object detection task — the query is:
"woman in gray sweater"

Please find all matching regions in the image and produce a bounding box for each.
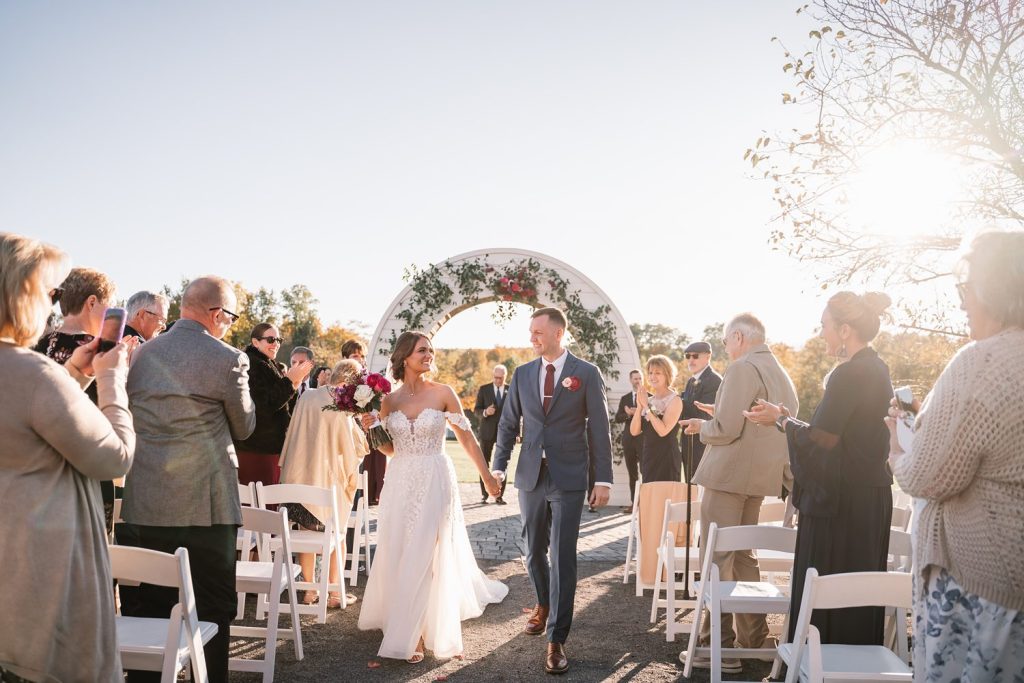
[0,233,136,683]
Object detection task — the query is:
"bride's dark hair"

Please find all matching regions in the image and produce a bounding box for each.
[390,331,431,382]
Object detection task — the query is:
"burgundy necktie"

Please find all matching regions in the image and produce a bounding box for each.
[543,363,555,413]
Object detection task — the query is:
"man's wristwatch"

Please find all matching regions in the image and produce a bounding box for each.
[775,414,789,433]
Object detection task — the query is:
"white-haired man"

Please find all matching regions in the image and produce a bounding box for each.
[474,364,509,504]
[124,290,170,342]
[681,313,798,674]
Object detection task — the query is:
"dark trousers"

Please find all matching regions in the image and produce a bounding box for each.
[478,438,507,499]
[119,523,238,683]
[622,436,640,501]
[518,461,586,643]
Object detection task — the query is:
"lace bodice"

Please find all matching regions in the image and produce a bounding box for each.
[384,408,471,458]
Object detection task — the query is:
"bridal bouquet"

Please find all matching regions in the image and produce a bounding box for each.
[323,369,393,449]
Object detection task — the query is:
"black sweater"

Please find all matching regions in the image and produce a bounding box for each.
[234,345,296,454]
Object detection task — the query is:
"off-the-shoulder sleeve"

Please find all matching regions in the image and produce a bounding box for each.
[445,411,472,431]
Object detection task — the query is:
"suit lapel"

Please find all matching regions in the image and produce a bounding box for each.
[546,352,578,415]
[524,358,542,415]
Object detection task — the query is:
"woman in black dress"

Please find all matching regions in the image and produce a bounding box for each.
[745,291,894,645]
[631,354,683,482]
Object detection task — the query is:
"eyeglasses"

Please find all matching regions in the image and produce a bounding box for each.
[955,281,971,304]
[258,336,285,344]
[209,307,240,324]
[684,353,705,360]
[142,310,167,326]
[49,287,63,305]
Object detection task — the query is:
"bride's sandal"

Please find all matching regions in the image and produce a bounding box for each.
[407,638,426,664]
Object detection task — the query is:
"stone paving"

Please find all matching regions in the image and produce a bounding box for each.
[366,482,632,563]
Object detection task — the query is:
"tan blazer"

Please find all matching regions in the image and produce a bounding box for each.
[693,344,798,497]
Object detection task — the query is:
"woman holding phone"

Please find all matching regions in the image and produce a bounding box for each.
[0,233,136,682]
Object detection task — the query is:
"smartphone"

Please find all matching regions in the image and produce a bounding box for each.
[97,307,127,353]
[894,386,916,414]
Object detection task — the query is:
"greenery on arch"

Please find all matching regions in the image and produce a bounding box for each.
[384,255,621,379]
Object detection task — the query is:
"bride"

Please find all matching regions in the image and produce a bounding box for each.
[358,331,508,664]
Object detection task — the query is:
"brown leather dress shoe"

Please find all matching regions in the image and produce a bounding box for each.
[524,604,549,636]
[545,643,569,675]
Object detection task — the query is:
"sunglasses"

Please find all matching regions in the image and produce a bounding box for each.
[209,306,240,323]
[955,281,971,304]
[49,287,64,305]
[684,353,705,360]
[258,336,285,344]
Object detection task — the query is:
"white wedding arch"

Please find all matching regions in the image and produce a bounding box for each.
[367,248,641,505]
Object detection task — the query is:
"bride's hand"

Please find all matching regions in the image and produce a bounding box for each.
[484,474,501,498]
[359,412,377,431]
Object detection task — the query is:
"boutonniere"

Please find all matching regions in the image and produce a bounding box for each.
[561,376,581,391]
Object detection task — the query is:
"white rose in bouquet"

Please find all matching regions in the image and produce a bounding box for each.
[353,384,374,408]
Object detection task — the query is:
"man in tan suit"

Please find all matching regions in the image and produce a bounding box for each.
[681,313,798,673]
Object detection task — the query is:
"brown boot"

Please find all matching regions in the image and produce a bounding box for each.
[524,604,550,636]
[545,643,568,675]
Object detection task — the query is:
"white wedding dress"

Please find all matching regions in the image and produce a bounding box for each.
[357,408,508,659]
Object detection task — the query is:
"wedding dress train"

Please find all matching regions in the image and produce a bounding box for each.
[357,408,508,659]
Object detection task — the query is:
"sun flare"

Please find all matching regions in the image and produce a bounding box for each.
[844,142,966,239]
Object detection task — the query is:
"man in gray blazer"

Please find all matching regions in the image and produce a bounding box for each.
[121,276,255,683]
[492,307,613,675]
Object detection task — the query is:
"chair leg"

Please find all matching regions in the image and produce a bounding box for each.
[710,581,721,683]
[650,551,663,623]
[623,516,636,583]
[316,550,329,623]
[286,564,304,660]
[682,583,704,678]
[665,560,677,642]
[263,580,281,683]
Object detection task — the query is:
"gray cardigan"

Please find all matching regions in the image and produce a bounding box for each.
[0,343,135,682]
[123,318,255,527]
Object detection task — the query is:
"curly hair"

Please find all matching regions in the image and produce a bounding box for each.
[390,331,431,382]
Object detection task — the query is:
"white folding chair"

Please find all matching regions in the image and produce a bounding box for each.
[777,569,913,682]
[883,529,914,657]
[681,523,797,682]
[890,505,912,532]
[649,499,702,641]
[236,481,259,620]
[110,546,218,683]
[891,489,912,509]
[230,506,304,682]
[346,471,372,586]
[622,481,642,584]
[256,482,345,623]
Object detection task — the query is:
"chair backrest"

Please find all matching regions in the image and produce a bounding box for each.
[891,505,912,531]
[888,529,912,572]
[892,488,912,509]
[660,500,701,548]
[709,523,797,554]
[240,506,294,566]
[256,482,335,509]
[238,481,257,507]
[758,500,787,524]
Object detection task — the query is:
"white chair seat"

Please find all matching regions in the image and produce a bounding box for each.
[778,642,912,680]
[236,560,302,594]
[116,616,218,668]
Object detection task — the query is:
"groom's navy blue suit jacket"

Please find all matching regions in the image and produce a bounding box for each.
[492,351,613,492]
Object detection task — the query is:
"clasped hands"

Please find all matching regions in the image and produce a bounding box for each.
[743,399,790,426]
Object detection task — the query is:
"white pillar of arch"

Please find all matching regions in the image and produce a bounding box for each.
[368,248,641,505]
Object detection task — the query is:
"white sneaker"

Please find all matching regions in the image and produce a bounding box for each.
[679,651,742,673]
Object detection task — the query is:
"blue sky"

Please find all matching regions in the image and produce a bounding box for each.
[1,1,827,347]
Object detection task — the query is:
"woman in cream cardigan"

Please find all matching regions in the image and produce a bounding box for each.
[279,358,368,608]
[887,231,1024,680]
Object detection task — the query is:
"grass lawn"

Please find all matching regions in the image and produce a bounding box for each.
[444,439,521,483]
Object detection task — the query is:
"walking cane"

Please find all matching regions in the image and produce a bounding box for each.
[682,432,694,600]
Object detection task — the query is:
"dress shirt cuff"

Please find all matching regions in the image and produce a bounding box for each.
[594,482,611,489]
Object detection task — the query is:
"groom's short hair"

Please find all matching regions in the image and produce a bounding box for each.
[531,307,567,329]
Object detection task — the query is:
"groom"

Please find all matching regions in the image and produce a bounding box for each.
[492,307,613,675]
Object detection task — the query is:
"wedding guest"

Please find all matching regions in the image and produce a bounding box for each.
[120,276,254,683]
[474,364,509,504]
[614,369,644,511]
[124,290,170,341]
[33,265,119,528]
[886,232,1024,679]
[678,341,721,482]
[234,323,312,486]
[745,292,894,646]
[681,313,798,673]
[279,358,369,607]
[291,345,327,396]
[0,233,135,683]
[344,339,386,504]
[630,355,682,482]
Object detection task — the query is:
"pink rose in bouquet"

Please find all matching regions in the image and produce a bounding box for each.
[323,369,393,449]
